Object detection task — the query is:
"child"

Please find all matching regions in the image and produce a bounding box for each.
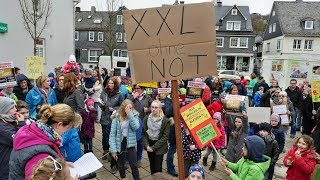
[83,69,98,96]
[80,98,97,153]
[253,86,264,107]
[16,100,34,125]
[182,128,203,178]
[202,112,226,171]
[60,113,83,162]
[220,135,271,179]
[225,115,248,163]
[188,164,205,180]
[30,156,78,180]
[270,113,285,153]
[283,135,317,180]
[258,122,280,180]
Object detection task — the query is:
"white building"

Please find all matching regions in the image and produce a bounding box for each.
[0,0,77,75]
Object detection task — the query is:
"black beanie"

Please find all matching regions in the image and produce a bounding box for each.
[259,122,272,134]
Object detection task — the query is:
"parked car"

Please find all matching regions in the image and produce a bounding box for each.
[218,70,240,80]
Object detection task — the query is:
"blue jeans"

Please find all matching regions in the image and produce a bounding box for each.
[290,110,297,136]
[166,143,177,173]
[137,138,143,161]
[295,107,302,130]
[101,123,111,151]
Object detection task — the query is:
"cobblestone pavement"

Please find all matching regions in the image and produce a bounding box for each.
[87,123,299,180]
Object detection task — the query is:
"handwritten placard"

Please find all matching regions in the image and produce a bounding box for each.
[311,80,320,102]
[25,56,44,79]
[123,3,216,83]
[0,62,17,88]
[272,105,287,114]
[180,98,221,149]
[247,107,271,123]
[225,94,246,101]
[280,115,289,125]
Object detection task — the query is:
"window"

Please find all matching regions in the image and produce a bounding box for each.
[113,49,128,57]
[304,40,313,50]
[229,37,247,48]
[123,33,127,42]
[36,39,45,61]
[277,40,281,50]
[117,61,127,67]
[231,9,237,15]
[216,37,224,47]
[257,45,262,53]
[117,15,123,25]
[116,32,122,42]
[88,49,102,62]
[272,11,275,16]
[75,31,79,41]
[293,39,302,49]
[269,24,272,33]
[98,32,103,41]
[273,23,276,32]
[226,21,241,30]
[266,43,270,52]
[305,21,314,29]
[88,31,94,41]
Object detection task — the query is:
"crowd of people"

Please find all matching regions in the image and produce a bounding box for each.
[1,56,320,180]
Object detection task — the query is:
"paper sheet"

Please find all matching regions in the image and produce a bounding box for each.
[69,152,103,178]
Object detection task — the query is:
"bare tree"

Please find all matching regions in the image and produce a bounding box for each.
[18,0,52,55]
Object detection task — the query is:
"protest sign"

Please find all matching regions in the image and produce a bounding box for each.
[186,81,206,103]
[158,88,171,100]
[180,98,221,149]
[0,62,17,89]
[247,107,271,123]
[272,105,287,114]
[25,56,44,79]
[137,82,158,88]
[311,80,320,102]
[225,94,246,101]
[123,3,216,83]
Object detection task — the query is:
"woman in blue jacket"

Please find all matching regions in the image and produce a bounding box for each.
[109,99,140,180]
[25,75,58,119]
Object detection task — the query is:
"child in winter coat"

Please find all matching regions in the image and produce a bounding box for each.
[80,98,97,153]
[83,69,98,96]
[258,123,280,180]
[253,86,264,107]
[283,135,317,180]
[225,114,248,163]
[182,128,203,178]
[202,112,226,171]
[220,135,271,180]
[270,113,286,153]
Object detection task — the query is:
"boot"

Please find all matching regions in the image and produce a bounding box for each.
[202,157,208,166]
[209,161,216,171]
[84,150,88,154]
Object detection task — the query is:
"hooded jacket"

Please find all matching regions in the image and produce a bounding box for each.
[60,127,82,162]
[63,86,85,114]
[283,146,317,180]
[285,86,303,109]
[80,109,97,139]
[260,133,280,165]
[271,121,285,153]
[9,123,62,180]
[100,90,124,125]
[227,135,271,180]
[13,74,33,101]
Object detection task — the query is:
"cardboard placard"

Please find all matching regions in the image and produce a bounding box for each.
[272,105,287,114]
[186,81,206,103]
[225,94,246,101]
[311,80,320,102]
[158,88,171,100]
[180,98,221,149]
[137,82,158,88]
[25,56,44,79]
[123,3,216,83]
[0,62,17,89]
[247,107,271,123]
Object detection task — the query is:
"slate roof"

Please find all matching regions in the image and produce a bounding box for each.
[215,5,253,31]
[274,1,320,36]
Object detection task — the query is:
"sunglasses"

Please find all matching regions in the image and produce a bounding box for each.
[47,156,62,180]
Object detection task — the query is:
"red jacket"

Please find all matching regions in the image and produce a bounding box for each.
[283,146,317,180]
[202,85,211,106]
[206,100,223,117]
[207,124,226,149]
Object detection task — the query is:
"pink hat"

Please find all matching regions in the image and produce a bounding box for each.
[213,112,222,121]
[85,98,94,106]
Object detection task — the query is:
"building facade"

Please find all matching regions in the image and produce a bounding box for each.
[0,0,76,75]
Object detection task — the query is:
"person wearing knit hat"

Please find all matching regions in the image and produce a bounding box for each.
[0,97,17,115]
[270,113,280,123]
[259,122,272,135]
[270,113,286,154]
[85,98,94,107]
[188,164,205,180]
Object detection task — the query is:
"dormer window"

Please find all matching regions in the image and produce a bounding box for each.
[305,21,314,29]
[231,9,237,15]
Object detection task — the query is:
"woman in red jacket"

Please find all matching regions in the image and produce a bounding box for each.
[283,135,317,180]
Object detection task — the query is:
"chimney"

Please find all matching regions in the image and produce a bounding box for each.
[174,0,179,5]
[75,7,81,12]
[217,0,222,7]
[91,6,96,13]
[180,1,185,4]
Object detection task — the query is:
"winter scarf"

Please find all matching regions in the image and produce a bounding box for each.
[146,114,163,140]
[138,91,147,101]
[106,88,117,98]
[1,90,15,99]
[36,121,62,146]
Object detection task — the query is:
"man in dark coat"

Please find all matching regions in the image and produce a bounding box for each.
[13,74,33,101]
[253,76,270,95]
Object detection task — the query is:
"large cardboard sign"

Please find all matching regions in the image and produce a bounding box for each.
[123,3,216,83]
[25,56,44,79]
[247,107,271,123]
[180,99,221,149]
[186,81,206,103]
[0,62,17,89]
[311,80,320,102]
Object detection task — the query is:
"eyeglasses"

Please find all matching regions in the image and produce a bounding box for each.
[48,156,62,180]
[151,106,160,109]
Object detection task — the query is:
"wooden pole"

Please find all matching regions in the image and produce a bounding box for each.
[171,80,185,180]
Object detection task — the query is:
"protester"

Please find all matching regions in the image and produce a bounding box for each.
[202,112,226,171]
[283,135,317,180]
[124,78,133,94]
[301,88,316,135]
[222,79,233,93]
[152,81,169,100]
[253,76,270,95]
[0,87,18,101]
[143,100,170,175]
[80,98,97,153]
[270,113,285,153]
[16,100,34,125]
[0,97,25,179]
[53,74,65,103]
[194,78,211,106]
[247,73,258,106]
[109,99,140,180]
[90,69,103,122]
[117,76,129,99]
[188,164,205,180]
[206,92,225,117]
[63,55,81,80]
[270,79,281,90]
[9,104,76,179]
[63,73,85,114]
[83,69,98,96]
[233,76,247,96]
[14,74,33,101]
[25,75,58,119]
[239,74,248,88]
[100,67,108,86]
[211,77,223,101]
[253,86,264,107]
[48,72,56,88]
[220,135,271,179]
[30,156,78,180]
[100,76,124,171]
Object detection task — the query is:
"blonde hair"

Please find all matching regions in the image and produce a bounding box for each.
[72,113,82,128]
[36,75,50,88]
[30,157,69,180]
[39,104,75,126]
[119,99,138,121]
[151,100,164,117]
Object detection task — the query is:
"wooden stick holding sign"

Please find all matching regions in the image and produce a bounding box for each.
[210,142,222,160]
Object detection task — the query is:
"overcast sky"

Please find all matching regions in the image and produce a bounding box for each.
[77,0,320,15]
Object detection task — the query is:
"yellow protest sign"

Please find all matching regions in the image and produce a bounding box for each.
[137,82,158,88]
[25,56,44,79]
[311,80,320,102]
